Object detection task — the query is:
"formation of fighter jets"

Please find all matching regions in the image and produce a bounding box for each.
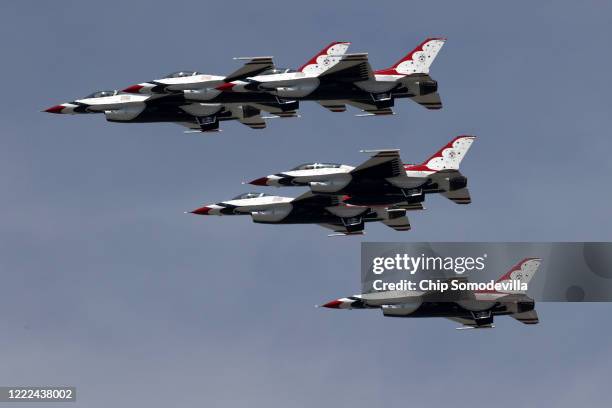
[189,135,474,235]
[321,258,541,329]
[44,37,537,328]
[44,38,445,132]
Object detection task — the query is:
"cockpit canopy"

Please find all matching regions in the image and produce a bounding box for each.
[259,67,296,75]
[232,192,270,200]
[84,90,119,98]
[290,163,342,171]
[164,71,202,78]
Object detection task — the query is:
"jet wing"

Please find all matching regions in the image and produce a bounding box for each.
[410,92,443,110]
[317,53,374,82]
[224,56,275,82]
[350,149,404,179]
[345,100,394,116]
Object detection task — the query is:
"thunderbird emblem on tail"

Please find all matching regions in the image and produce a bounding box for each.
[248,135,475,207]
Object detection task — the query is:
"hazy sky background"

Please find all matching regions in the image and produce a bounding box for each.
[1,1,611,406]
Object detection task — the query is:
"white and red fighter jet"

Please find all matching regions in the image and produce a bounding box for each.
[188,191,423,236]
[43,90,295,132]
[248,135,475,206]
[321,258,541,329]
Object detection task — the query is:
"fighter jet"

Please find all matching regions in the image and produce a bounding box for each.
[43,90,296,132]
[188,191,423,236]
[321,258,541,329]
[247,135,474,206]
[120,41,352,117]
[220,37,446,116]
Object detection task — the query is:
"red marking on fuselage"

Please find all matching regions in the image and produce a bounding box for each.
[216,82,235,91]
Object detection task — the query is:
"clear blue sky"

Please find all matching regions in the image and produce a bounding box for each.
[1,1,611,406]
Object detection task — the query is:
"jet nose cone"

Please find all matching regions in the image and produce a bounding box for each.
[122,84,145,94]
[248,177,269,186]
[44,104,65,114]
[321,299,343,309]
[215,82,235,91]
[190,206,212,215]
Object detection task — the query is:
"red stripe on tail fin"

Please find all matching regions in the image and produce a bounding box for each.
[420,135,475,171]
[496,258,541,283]
[299,41,351,73]
[375,37,446,75]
